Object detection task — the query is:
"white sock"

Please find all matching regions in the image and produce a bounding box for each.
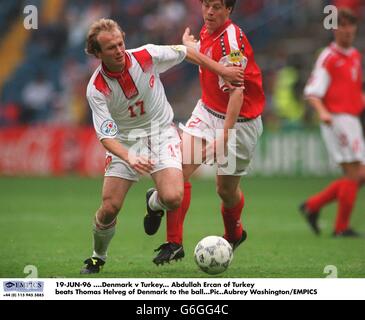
[148,190,167,211]
[92,223,116,261]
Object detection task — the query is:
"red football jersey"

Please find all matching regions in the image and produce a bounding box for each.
[305,43,364,116]
[198,20,265,119]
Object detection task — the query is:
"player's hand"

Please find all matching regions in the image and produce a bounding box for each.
[127,154,155,175]
[319,110,333,125]
[182,27,198,48]
[222,66,244,86]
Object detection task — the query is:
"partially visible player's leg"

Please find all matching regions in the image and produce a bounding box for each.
[144,125,183,236]
[301,115,365,236]
[165,132,207,242]
[152,167,184,210]
[165,104,214,246]
[216,117,262,248]
[93,177,134,258]
[163,131,207,250]
[81,177,134,274]
[151,167,185,265]
[333,162,361,236]
[216,174,246,248]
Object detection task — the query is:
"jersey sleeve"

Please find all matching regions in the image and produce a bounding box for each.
[218,29,248,92]
[304,66,330,99]
[87,89,118,141]
[304,49,332,99]
[218,51,248,92]
[145,44,187,74]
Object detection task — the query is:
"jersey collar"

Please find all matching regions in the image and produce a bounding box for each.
[330,42,355,57]
[101,53,132,79]
[201,19,232,42]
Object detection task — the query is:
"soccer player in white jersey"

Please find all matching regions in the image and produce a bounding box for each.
[301,9,365,237]
[80,18,244,274]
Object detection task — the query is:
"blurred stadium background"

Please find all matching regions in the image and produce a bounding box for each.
[1,0,365,176]
[0,0,364,278]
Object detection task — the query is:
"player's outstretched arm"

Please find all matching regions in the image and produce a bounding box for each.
[185,47,244,84]
[101,138,154,175]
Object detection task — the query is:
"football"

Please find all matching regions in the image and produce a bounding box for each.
[194,236,233,275]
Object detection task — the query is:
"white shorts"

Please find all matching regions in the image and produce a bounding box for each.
[180,100,263,176]
[105,125,182,181]
[321,114,365,165]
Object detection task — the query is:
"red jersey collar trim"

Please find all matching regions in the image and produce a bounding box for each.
[101,53,132,79]
[330,42,354,56]
[201,19,232,41]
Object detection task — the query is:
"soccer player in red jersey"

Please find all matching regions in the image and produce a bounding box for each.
[146,0,265,265]
[302,8,365,237]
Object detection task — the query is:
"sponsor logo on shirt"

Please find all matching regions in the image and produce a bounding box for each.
[228,50,247,69]
[228,50,244,63]
[101,120,118,137]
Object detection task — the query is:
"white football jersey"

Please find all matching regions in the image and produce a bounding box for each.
[87,44,187,141]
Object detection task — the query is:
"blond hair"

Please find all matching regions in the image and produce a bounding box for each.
[85,18,125,57]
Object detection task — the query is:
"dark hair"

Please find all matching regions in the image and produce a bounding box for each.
[338,8,358,26]
[224,0,236,11]
[200,0,236,13]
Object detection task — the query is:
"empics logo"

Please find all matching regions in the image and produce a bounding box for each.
[3,281,44,292]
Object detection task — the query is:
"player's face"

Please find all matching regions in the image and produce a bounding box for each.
[201,0,232,34]
[96,29,126,72]
[334,21,357,48]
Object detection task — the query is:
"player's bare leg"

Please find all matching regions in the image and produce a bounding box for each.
[148,168,184,265]
[81,177,134,274]
[144,167,184,235]
[216,174,247,250]
[159,134,205,252]
[152,168,184,211]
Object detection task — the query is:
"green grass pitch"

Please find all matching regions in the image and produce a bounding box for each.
[0,176,364,278]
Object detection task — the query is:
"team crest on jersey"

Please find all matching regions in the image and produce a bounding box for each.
[101,120,118,137]
[149,75,155,88]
